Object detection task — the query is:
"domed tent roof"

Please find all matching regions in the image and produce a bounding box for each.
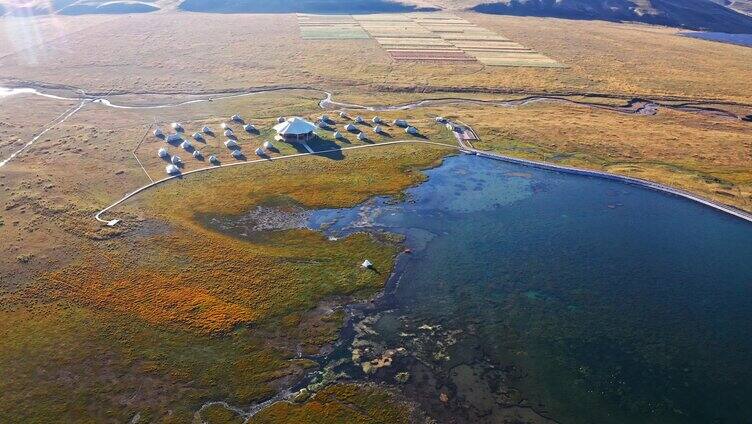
[406,126,419,135]
[221,122,229,130]
[231,114,242,122]
[165,164,180,175]
[171,122,182,131]
[171,155,182,165]
[394,119,408,127]
[273,117,317,136]
[180,141,192,150]
[255,147,265,157]
[372,116,382,124]
[263,141,274,149]
[193,150,202,158]
[202,126,212,134]
[244,124,256,132]
[373,125,382,133]
[192,132,203,140]
[209,155,219,164]
[224,129,234,137]
[231,149,243,159]
[339,111,347,118]
[157,147,169,158]
[333,131,344,140]
[225,139,238,149]
[357,132,367,141]
[154,128,164,137]
[344,124,357,132]
[361,259,373,268]
[355,116,364,123]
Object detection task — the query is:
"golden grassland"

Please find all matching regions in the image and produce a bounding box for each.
[0,142,454,423]
[459,103,752,211]
[1,12,751,102]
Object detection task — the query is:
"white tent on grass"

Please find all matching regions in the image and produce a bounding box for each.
[344,124,357,132]
[224,129,234,138]
[357,132,367,141]
[255,147,265,157]
[225,139,238,149]
[244,124,256,132]
[165,164,180,175]
[193,132,204,141]
[171,122,183,131]
[231,114,242,122]
[193,150,202,158]
[334,131,345,140]
[273,117,317,143]
[157,147,169,158]
[231,149,243,159]
[372,116,382,124]
[209,155,219,164]
[373,125,382,133]
[202,126,212,134]
[180,141,193,150]
[355,115,364,124]
[154,128,164,138]
[361,259,373,268]
[393,119,408,127]
[406,126,419,135]
[263,141,274,150]
[339,111,348,118]
[171,155,182,165]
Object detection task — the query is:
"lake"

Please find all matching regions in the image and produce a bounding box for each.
[303,153,752,423]
[681,32,752,47]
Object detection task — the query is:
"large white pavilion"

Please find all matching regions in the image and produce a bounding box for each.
[273,117,317,143]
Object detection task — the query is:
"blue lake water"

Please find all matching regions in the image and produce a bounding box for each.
[305,154,752,423]
[680,32,752,47]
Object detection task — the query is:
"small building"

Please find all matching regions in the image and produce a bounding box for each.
[193,150,202,158]
[244,124,256,132]
[193,132,203,141]
[357,132,367,141]
[180,141,192,150]
[406,126,419,135]
[224,129,234,138]
[157,147,169,158]
[209,155,219,165]
[171,155,182,165]
[373,125,382,133]
[355,116,365,124]
[255,147,265,157]
[166,133,182,143]
[225,139,238,149]
[394,119,408,128]
[231,114,242,122]
[334,131,345,140]
[263,141,274,150]
[372,116,382,124]
[154,128,164,138]
[273,117,317,143]
[231,149,243,159]
[165,164,180,175]
[344,123,357,132]
[202,126,212,134]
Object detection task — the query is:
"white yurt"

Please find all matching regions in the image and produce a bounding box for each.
[361,259,373,268]
[406,126,419,135]
[171,155,182,165]
[193,132,203,141]
[345,124,357,132]
[372,116,382,124]
[221,122,229,130]
[225,139,238,149]
[339,111,347,118]
[355,115,364,124]
[167,133,182,143]
[193,150,201,158]
[209,155,219,164]
[171,122,182,131]
[180,141,192,150]
[317,121,328,129]
[320,114,330,122]
[202,126,212,134]
[263,141,274,150]
[357,132,367,141]
[333,131,344,140]
[231,149,243,159]
[255,147,265,157]
[435,116,446,123]
[165,164,180,175]
[373,125,382,133]
[157,147,169,158]
[231,114,242,122]
[244,124,256,132]
[224,129,234,137]
[394,119,408,127]
[277,116,286,124]
[154,128,164,138]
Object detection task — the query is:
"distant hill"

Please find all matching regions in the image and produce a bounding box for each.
[471,0,752,33]
[179,0,438,14]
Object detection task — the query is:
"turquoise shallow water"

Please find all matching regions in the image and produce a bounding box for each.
[307,154,752,423]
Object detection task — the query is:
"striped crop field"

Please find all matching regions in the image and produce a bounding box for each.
[297,13,562,67]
